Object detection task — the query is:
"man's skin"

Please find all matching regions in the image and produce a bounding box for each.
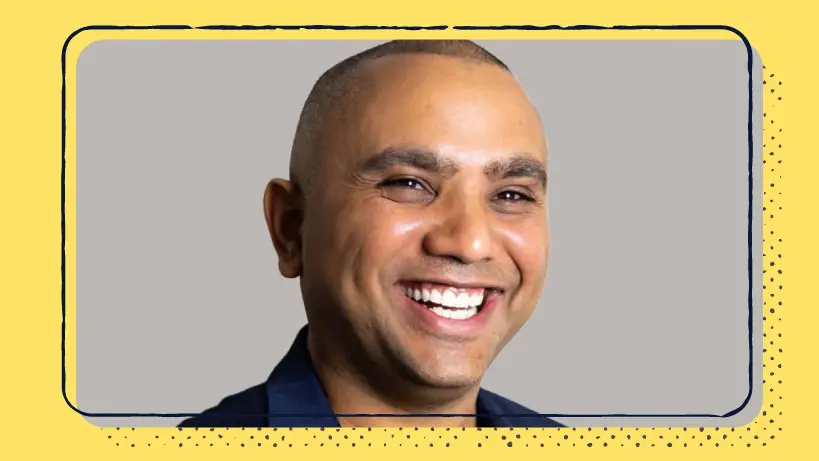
[263,53,550,427]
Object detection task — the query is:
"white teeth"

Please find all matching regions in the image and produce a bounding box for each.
[441,291,457,307]
[430,306,478,320]
[469,292,484,308]
[455,308,475,320]
[400,284,488,320]
[456,292,470,308]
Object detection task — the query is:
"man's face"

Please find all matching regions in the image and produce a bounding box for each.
[299,54,549,391]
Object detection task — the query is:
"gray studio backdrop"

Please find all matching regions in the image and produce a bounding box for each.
[75,39,763,427]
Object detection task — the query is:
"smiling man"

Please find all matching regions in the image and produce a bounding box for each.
[179,40,560,428]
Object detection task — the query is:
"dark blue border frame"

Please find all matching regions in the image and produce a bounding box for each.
[62,24,755,422]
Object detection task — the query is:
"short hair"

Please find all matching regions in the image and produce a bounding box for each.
[289,40,511,194]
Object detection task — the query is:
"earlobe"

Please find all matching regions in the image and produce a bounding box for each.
[263,179,303,279]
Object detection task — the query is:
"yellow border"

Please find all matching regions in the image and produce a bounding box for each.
[63,26,779,449]
[1,1,813,459]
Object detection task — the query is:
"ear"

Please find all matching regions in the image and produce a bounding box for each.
[263,179,303,279]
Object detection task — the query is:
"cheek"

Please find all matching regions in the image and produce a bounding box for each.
[393,217,424,237]
[496,220,550,287]
[342,201,425,279]
[363,213,424,263]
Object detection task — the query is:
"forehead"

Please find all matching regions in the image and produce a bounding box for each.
[340,54,547,167]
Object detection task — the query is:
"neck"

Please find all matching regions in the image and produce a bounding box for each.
[307,329,480,428]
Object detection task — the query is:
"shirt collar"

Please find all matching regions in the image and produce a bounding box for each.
[265,325,338,427]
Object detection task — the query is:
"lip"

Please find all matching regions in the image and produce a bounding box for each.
[397,278,505,292]
[394,284,502,338]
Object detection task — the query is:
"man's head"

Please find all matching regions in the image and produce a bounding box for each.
[264,40,549,407]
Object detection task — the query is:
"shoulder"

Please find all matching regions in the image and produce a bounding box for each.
[479,388,564,428]
[177,383,269,428]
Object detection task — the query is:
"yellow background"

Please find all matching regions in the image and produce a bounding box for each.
[0,0,815,459]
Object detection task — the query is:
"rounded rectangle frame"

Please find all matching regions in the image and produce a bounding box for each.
[48,21,789,455]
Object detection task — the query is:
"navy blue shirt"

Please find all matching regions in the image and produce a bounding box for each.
[179,326,562,428]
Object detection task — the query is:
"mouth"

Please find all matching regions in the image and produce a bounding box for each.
[397,281,501,321]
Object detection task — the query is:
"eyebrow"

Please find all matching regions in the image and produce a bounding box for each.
[358,147,459,177]
[357,147,547,190]
[484,156,548,191]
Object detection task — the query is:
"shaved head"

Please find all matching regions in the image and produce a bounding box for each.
[264,39,548,425]
[290,40,513,195]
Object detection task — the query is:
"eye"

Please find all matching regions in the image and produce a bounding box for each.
[379,177,435,204]
[491,189,539,214]
[382,177,427,190]
[495,190,534,202]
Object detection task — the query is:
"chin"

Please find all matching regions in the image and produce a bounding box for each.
[407,363,484,390]
[379,322,495,392]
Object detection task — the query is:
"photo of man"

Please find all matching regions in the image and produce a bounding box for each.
[179,40,560,428]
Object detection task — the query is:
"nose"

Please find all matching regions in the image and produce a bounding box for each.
[423,194,494,264]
